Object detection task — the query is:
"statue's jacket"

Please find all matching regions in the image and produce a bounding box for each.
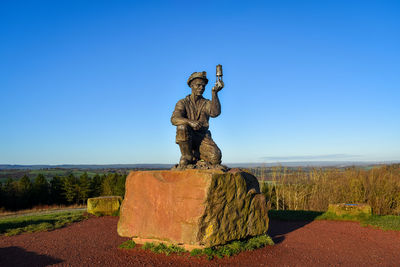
[171,94,221,142]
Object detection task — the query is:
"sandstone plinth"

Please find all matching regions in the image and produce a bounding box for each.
[117,169,269,248]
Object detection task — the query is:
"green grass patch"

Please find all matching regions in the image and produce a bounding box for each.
[138,234,274,260]
[119,240,136,249]
[269,209,400,231]
[0,210,87,236]
[361,215,400,231]
[142,242,187,256]
[196,234,274,260]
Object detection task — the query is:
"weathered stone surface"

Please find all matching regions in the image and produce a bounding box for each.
[117,169,269,248]
[328,203,372,217]
[87,196,122,216]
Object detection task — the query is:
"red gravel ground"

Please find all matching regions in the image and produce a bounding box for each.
[1,216,400,266]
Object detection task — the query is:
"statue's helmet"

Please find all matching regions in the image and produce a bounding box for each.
[187,71,208,87]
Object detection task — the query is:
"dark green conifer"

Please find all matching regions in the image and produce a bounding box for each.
[18,175,33,209]
[50,176,65,204]
[63,174,78,203]
[115,174,126,197]
[78,172,91,205]
[33,174,49,205]
[90,174,103,197]
[3,178,17,210]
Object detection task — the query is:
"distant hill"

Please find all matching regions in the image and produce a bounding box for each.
[228,161,400,168]
[1,161,399,170]
[0,164,174,170]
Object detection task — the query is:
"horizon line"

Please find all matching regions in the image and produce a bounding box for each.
[1,160,400,166]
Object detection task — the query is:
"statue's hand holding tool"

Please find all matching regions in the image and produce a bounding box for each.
[188,120,202,130]
[212,80,224,93]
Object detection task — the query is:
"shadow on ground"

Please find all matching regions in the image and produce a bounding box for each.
[267,210,324,244]
[268,220,311,244]
[0,246,63,267]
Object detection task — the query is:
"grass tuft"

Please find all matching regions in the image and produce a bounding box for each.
[244,234,274,250]
[193,234,274,260]
[189,248,203,257]
[119,240,136,249]
[141,242,187,256]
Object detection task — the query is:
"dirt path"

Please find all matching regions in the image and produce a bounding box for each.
[1,217,400,266]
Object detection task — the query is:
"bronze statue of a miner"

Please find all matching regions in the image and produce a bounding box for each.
[171,65,225,170]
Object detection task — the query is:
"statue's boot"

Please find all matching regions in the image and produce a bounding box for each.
[178,141,193,166]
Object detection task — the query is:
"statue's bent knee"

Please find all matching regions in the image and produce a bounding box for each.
[209,146,222,165]
[176,124,191,143]
[200,141,222,165]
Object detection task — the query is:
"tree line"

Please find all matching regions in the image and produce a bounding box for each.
[0,172,126,211]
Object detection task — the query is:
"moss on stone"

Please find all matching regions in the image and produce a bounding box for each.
[87,196,122,216]
[197,171,269,247]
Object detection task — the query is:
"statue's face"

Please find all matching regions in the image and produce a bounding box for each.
[190,78,206,97]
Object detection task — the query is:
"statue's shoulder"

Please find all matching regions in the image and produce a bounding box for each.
[174,95,190,107]
[203,97,211,103]
[178,95,191,104]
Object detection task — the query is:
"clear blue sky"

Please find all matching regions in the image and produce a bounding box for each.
[1,0,399,164]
